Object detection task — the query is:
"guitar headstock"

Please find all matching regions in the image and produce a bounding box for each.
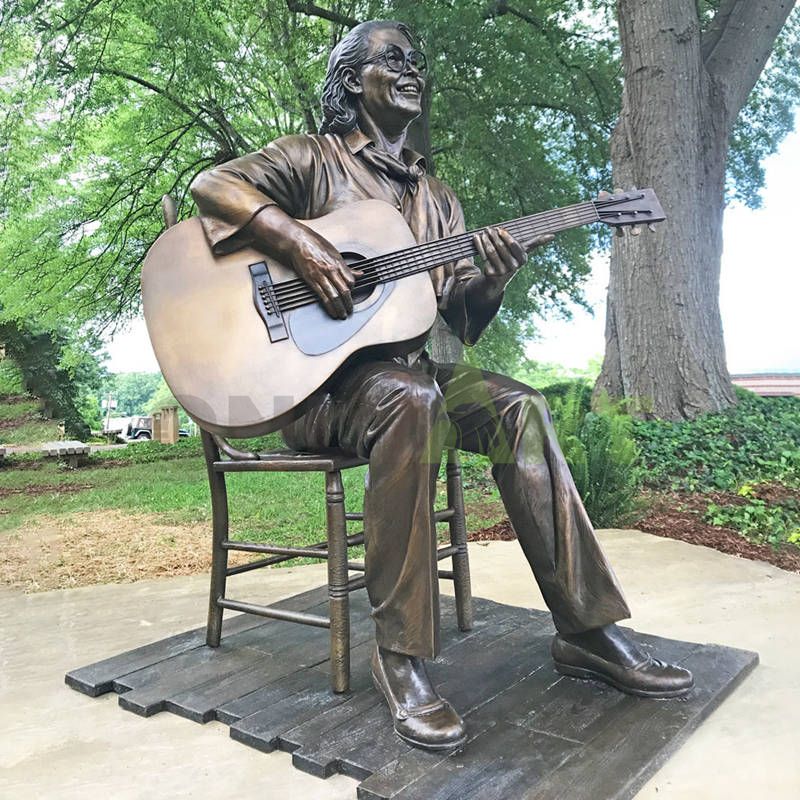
[593,188,665,234]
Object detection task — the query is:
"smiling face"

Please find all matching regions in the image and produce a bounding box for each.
[353,27,426,134]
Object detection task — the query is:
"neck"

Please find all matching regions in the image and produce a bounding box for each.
[356,110,410,159]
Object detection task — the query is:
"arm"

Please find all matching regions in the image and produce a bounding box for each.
[190,137,358,319]
[438,193,553,345]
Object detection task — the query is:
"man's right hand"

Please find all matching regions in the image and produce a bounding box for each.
[288,229,361,319]
[246,205,360,319]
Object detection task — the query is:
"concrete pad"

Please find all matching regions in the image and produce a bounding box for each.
[1,531,798,799]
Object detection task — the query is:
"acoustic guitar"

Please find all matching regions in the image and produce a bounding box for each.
[141,190,664,436]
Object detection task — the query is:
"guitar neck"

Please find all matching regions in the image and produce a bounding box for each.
[373,201,600,284]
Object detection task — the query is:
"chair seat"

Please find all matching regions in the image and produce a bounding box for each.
[213,448,369,473]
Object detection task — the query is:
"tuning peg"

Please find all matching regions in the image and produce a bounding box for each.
[647,223,657,233]
[630,225,641,236]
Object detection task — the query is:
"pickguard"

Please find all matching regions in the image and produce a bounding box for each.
[287,282,393,356]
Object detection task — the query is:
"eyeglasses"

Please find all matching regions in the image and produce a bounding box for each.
[362,45,428,76]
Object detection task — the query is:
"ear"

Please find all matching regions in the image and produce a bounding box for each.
[341,66,363,95]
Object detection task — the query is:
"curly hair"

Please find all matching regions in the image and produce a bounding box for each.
[319,20,415,136]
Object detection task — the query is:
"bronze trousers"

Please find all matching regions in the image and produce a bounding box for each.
[282,357,631,658]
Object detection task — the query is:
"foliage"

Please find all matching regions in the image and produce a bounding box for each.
[705,487,800,549]
[88,431,284,464]
[633,388,800,492]
[2,0,615,360]
[103,372,161,416]
[0,325,105,438]
[1,0,798,380]
[549,384,640,527]
[0,360,25,396]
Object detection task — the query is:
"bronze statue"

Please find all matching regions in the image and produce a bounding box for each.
[190,20,692,751]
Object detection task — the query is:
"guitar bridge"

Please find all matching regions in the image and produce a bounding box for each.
[249,261,289,342]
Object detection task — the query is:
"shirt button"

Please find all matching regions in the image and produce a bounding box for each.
[395,203,402,211]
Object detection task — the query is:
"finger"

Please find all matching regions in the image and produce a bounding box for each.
[488,227,517,271]
[481,230,505,274]
[522,233,555,252]
[330,270,354,314]
[318,276,347,319]
[473,233,496,276]
[338,262,360,286]
[497,227,526,266]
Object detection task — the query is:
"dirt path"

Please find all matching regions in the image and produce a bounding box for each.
[0,510,253,592]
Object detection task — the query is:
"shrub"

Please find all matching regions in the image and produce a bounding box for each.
[705,483,800,548]
[633,388,800,492]
[88,432,285,465]
[549,386,641,528]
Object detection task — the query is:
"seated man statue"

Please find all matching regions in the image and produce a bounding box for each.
[191,19,692,751]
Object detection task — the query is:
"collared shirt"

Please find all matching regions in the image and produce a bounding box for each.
[191,128,501,349]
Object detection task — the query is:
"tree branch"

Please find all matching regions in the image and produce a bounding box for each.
[97,67,222,144]
[702,0,794,127]
[285,1,359,29]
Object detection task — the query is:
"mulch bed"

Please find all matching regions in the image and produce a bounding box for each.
[470,489,800,574]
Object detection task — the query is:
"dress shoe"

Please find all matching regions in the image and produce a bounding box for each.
[551,625,694,698]
[371,647,467,750]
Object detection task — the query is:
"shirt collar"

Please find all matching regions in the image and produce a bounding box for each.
[343,127,427,172]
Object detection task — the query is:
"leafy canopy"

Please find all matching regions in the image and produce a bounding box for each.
[1,0,798,366]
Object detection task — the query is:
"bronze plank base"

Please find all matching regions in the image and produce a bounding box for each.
[66,587,758,800]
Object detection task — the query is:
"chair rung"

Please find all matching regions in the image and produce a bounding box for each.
[436,544,458,561]
[347,575,366,592]
[438,569,455,579]
[218,598,330,628]
[348,510,453,522]
[223,542,329,558]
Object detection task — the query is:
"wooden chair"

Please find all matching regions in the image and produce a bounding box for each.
[201,431,474,693]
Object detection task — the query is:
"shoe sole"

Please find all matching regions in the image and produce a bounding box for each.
[554,662,693,698]
[371,672,468,751]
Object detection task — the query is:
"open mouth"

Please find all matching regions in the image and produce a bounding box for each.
[397,84,420,96]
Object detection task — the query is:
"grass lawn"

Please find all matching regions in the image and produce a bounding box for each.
[0,452,505,591]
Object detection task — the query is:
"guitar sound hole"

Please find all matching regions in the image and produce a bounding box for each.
[342,252,378,305]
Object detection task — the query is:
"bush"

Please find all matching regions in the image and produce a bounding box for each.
[549,386,641,527]
[633,388,800,492]
[89,432,285,465]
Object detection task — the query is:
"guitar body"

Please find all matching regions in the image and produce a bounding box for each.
[141,199,438,437]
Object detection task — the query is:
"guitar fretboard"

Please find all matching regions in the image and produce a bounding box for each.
[272,200,602,311]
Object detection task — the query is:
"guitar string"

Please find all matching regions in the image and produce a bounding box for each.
[268,194,644,301]
[272,207,599,311]
[271,202,597,301]
[274,208,601,312]
[271,205,601,307]
[274,206,600,309]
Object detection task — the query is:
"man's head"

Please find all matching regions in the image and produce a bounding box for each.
[320,20,426,136]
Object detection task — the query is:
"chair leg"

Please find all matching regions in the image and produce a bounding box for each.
[447,449,474,631]
[325,470,350,693]
[202,431,229,647]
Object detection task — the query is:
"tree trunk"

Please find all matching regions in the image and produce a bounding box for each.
[596,0,793,420]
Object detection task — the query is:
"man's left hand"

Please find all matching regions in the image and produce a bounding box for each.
[472,227,555,292]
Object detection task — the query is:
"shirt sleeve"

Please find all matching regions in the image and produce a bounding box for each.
[190,135,314,254]
[435,189,504,347]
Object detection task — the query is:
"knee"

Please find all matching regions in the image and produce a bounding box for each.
[503,388,552,432]
[380,369,444,417]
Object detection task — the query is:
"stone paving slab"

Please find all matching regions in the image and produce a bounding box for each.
[65,587,757,800]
